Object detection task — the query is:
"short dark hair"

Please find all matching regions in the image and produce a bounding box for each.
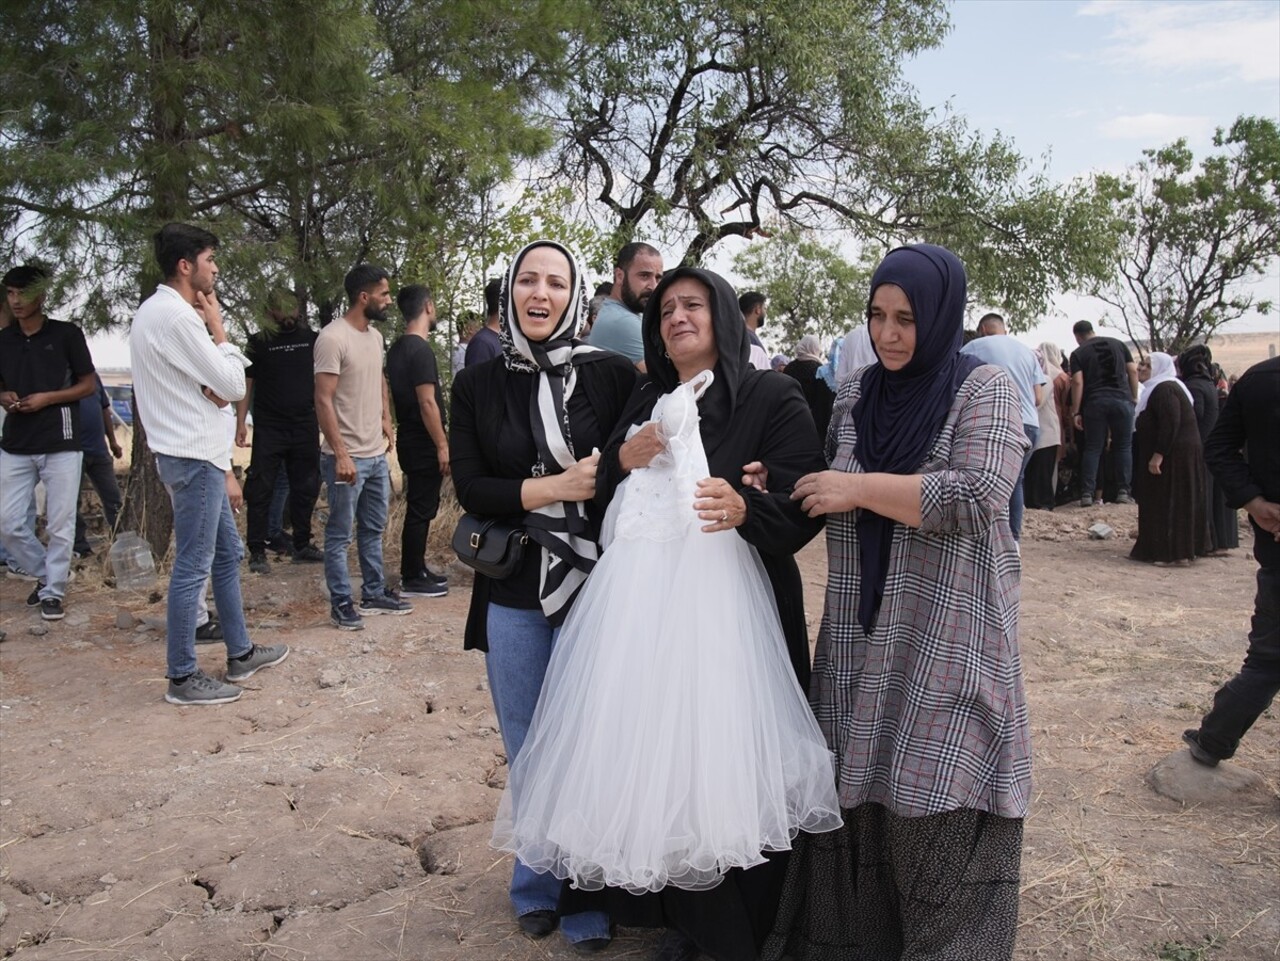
[615,242,660,270]
[397,284,433,322]
[154,223,219,279]
[977,312,1006,334]
[2,263,50,290]
[1072,320,1094,337]
[484,277,503,316]
[344,264,389,304]
[594,281,613,297]
[738,291,766,316]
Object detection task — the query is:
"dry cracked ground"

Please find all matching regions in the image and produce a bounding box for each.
[0,502,1276,961]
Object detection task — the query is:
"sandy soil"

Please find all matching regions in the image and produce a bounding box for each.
[0,501,1276,961]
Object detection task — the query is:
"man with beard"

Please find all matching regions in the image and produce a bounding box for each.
[386,285,450,598]
[235,290,322,575]
[130,223,289,704]
[586,242,663,371]
[738,290,771,370]
[314,264,411,630]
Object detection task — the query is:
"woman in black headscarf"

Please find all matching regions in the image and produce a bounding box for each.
[450,240,638,949]
[1178,344,1239,554]
[767,244,1033,961]
[538,266,832,961]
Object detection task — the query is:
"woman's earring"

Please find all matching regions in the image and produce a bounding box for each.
[663,349,670,359]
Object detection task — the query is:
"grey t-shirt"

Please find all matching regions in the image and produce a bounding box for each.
[588,298,644,363]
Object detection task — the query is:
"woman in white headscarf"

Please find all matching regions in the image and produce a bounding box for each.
[1130,352,1210,565]
[450,240,640,949]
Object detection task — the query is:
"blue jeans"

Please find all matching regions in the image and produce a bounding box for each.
[486,604,611,944]
[321,453,390,604]
[1080,397,1135,499]
[1008,424,1039,540]
[1196,565,1280,760]
[155,455,252,677]
[0,450,81,600]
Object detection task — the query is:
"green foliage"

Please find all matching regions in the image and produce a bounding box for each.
[545,0,1116,322]
[0,0,581,335]
[732,227,873,348]
[1091,115,1280,353]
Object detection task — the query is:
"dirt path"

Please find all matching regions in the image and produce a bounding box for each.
[0,502,1275,961]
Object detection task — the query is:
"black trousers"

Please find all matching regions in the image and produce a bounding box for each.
[1197,564,1280,760]
[400,461,442,580]
[244,421,320,553]
[1023,445,1058,511]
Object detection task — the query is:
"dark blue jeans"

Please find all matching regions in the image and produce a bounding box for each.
[1008,424,1038,540]
[1080,396,1134,498]
[1196,565,1280,760]
[486,604,611,944]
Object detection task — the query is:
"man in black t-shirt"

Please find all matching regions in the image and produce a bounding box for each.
[1068,320,1139,507]
[386,285,449,598]
[0,264,97,621]
[233,294,322,573]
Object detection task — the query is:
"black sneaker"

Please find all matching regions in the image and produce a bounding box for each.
[26,583,44,607]
[359,591,413,616]
[401,576,447,598]
[267,533,293,556]
[248,551,271,574]
[330,599,365,631]
[1182,729,1220,767]
[421,568,448,585]
[225,642,290,682]
[40,598,65,621]
[73,546,93,559]
[292,544,324,564]
[166,669,243,706]
[194,619,224,645]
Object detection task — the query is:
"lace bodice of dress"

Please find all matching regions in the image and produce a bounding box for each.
[614,371,713,543]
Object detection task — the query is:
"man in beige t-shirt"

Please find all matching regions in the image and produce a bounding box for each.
[314,264,411,630]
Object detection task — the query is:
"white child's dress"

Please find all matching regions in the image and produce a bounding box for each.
[491,371,841,894]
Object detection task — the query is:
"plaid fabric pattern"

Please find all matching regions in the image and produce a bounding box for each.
[813,365,1033,819]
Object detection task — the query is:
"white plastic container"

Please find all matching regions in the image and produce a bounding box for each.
[109,531,157,591]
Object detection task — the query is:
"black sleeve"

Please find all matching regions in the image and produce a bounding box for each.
[1204,376,1260,508]
[448,365,525,516]
[595,379,660,509]
[735,377,826,557]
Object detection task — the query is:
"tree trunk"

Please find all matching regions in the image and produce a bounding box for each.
[117,394,174,560]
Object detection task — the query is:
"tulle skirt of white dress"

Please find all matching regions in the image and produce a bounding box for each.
[491,498,842,894]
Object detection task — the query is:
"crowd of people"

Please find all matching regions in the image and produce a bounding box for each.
[2,226,1276,961]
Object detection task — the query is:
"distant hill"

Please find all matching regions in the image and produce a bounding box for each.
[1203,331,1277,378]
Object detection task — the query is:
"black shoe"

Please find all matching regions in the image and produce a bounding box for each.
[40,598,65,621]
[653,930,701,961]
[573,936,612,955]
[26,583,45,607]
[267,534,293,556]
[248,551,271,574]
[194,619,224,645]
[1182,729,1220,767]
[292,543,324,563]
[421,567,448,585]
[516,909,556,938]
[401,576,447,597]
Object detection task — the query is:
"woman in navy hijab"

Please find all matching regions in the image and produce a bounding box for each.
[768,245,1033,961]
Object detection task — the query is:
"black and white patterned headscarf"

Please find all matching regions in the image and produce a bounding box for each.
[500,239,610,625]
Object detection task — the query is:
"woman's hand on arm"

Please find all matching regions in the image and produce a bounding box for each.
[792,470,923,527]
[694,477,747,532]
[521,452,601,510]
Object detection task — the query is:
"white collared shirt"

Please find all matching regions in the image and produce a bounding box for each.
[130,285,249,470]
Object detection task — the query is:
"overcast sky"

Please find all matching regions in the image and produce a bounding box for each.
[88,0,1280,367]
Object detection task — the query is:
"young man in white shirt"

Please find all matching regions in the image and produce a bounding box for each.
[130,223,288,705]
